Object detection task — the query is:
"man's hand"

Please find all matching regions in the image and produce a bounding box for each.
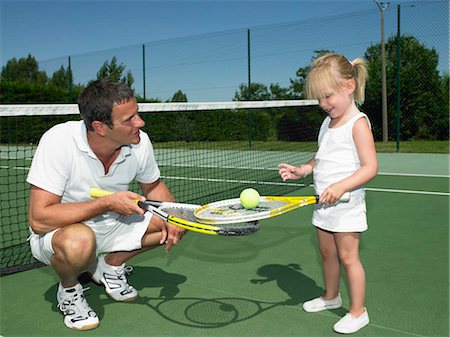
[97,191,145,216]
[164,224,186,253]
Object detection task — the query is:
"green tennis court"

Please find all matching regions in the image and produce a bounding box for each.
[1,152,448,337]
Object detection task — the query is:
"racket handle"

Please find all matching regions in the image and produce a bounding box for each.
[340,192,351,202]
[90,187,144,207]
[90,187,114,198]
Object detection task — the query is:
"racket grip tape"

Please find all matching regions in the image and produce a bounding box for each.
[340,191,351,202]
[315,191,351,203]
[90,187,140,204]
[90,187,154,206]
[90,187,113,198]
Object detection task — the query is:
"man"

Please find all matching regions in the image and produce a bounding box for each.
[27,79,185,330]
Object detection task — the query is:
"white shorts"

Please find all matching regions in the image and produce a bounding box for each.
[312,192,368,233]
[29,212,153,266]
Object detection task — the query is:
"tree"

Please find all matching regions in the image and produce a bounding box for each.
[97,56,134,88]
[363,35,448,140]
[234,82,294,101]
[49,65,74,91]
[0,54,81,103]
[169,90,188,102]
[1,54,48,84]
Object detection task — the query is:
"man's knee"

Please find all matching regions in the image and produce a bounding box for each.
[53,224,96,258]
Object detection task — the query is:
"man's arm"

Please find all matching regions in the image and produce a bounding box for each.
[140,179,175,202]
[28,185,143,234]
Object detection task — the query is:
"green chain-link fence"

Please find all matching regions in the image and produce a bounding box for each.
[1,1,448,152]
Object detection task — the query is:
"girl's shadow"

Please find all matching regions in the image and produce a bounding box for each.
[251,263,346,316]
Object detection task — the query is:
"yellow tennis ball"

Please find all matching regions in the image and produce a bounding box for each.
[240,188,260,209]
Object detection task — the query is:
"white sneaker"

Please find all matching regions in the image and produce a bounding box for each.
[57,283,99,331]
[333,309,369,334]
[303,294,342,312]
[90,255,138,302]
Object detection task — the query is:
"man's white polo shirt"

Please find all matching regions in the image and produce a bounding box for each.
[27,120,160,225]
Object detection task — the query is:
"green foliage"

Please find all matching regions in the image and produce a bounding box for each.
[50,65,74,90]
[0,54,80,103]
[0,115,80,144]
[169,90,188,102]
[278,106,325,141]
[363,35,448,141]
[142,109,271,143]
[96,56,134,88]
[1,35,448,144]
[1,54,48,84]
[0,81,81,103]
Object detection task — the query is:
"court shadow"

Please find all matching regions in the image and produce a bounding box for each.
[43,266,187,319]
[129,266,187,298]
[251,263,347,317]
[251,263,323,305]
[136,295,280,328]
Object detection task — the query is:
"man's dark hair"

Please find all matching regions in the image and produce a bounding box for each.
[78,79,135,131]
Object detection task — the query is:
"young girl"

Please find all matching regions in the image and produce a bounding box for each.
[278,53,377,334]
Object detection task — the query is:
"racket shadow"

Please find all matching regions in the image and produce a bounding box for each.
[133,263,339,328]
[137,295,281,328]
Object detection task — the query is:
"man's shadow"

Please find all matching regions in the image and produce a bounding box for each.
[43,266,187,319]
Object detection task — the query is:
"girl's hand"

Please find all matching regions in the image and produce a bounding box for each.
[319,184,346,205]
[278,163,309,181]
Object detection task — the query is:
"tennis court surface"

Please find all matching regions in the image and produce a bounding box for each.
[1,152,448,337]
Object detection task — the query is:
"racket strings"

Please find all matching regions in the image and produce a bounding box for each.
[159,205,260,236]
[195,200,291,220]
[160,206,198,222]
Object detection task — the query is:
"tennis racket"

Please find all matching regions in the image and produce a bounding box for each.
[194,192,351,224]
[90,188,259,236]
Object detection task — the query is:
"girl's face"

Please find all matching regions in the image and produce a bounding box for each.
[317,79,355,120]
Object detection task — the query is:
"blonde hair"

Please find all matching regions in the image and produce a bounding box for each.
[305,53,368,105]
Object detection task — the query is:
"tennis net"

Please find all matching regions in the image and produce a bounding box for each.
[0,100,320,275]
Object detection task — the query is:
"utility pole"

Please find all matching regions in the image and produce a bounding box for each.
[375,1,390,142]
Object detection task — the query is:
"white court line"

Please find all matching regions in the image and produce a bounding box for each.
[159,164,450,178]
[378,171,450,178]
[0,165,29,171]
[3,166,449,196]
[366,187,449,196]
[162,175,308,188]
[162,176,449,197]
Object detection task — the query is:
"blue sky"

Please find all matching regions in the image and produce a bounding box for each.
[2,0,443,65]
[0,0,369,64]
[1,0,448,101]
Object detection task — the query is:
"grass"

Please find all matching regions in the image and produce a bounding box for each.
[374,140,449,153]
[154,140,449,154]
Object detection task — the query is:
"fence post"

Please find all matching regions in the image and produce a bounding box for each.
[396,5,401,152]
[142,44,146,100]
[247,28,252,148]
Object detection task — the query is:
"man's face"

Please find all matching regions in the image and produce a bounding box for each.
[107,98,145,146]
